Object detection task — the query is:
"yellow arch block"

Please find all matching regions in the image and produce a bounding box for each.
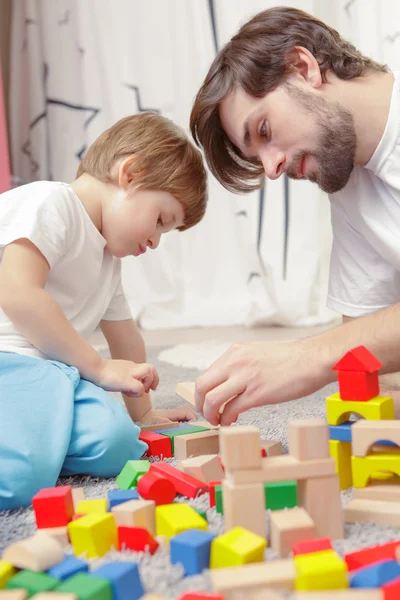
[329,440,352,490]
[352,454,400,487]
[326,393,394,426]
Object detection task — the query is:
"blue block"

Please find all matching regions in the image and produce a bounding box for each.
[351,559,400,588]
[107,489,139,510]
[47,555,88,581]
[170,529,217,576]
[91,561,144,600]
[152,424,194,435]
[329,421,353,442]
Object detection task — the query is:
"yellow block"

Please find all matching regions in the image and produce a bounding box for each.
[0,561,17,588]
[326,393,394,426]
[294,549,348,591]
[155,503,207,538]
[75,499,108,514]
[329,440,352,490]
[352,453,400,488]
[210,526,266,569]
[67,513,117,558]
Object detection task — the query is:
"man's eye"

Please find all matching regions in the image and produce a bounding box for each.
[259,121,269,138]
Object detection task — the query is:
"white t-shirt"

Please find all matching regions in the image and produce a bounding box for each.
[0,181,132,359]
[328,71,400,317]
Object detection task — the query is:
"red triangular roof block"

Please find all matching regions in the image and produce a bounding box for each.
[333,345,382,372]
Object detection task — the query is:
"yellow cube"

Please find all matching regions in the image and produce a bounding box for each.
[0,561,17,588]
[329,439,352,490]
[75,499,107,514]
[67,513,117,558]
[155,503,207,538]
[326,393,394,426]
[210,526,266,569]
[294,549,348,590]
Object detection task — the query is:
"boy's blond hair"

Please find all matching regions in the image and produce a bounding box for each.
[77,112,207,230]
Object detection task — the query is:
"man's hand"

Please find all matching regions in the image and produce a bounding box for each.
[195,340,333,425]
[138,406,196,424]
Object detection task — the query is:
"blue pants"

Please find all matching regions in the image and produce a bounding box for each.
[0,352,147,510]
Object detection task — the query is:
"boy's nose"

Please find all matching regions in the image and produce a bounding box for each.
[148,232,161,249]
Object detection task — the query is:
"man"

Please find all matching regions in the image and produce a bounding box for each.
[190,6,400,426]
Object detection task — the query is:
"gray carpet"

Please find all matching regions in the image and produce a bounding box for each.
[1,345,400,598]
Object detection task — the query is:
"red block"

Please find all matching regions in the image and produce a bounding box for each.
[208,481,222,508]
[177,594,224,600]
[292,537,333,556]
[261,448,267,458]
[382,575,400,600]
[338,371,379,401]
[139,430,172,459]
[344,540,400,572]
[137,471,176,505]
[149,462,208,498]
[32,485,74,528]
[118,526,159,555]
[218,457,225,471]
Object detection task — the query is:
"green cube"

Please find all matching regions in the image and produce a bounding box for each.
[264,480,298,510]
[158,426,210,453]
[57,573,112,600]
[216,484,223,514]
[7,570,59,596]
[193,507,208,521]
[116,459,150,489]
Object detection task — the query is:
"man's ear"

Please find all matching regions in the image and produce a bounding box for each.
[117,156,137,190]
[285,46,322,89]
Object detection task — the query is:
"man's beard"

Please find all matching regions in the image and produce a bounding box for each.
[284,82,357,194]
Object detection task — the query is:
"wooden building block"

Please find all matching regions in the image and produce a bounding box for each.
[220,426,262,471]
[174,430,220,460]
[118,526,159,554]
[156,503,207,538]
[2,532,64,571]
[140,421,180,431]
[139,430,172,459]
[140,596,167,600]
[176,382,196,406]
[227,455,336,485]
[295,593,382,599]
[0,592,28,600]
[210,527,266,569]
[292,537,333,556]
[261,440,282,457]
[32,487,74,529]
[294,549,348,591]
[36,527,69,548]
[329,439,353,490]
[180,454,224,483]
[326,393,394,426]
[71,488,85,513]
[344,540,400,572]
[210,560,296,593]
[56,574,112,600]
[264,480,298,511]
[297,475,344,540]
[344,498,400,526]
[353,482,400,502]
[111,499,156,535]
[352,453,400,487]
[156,425,210,453]
[137,471,176,506]
[0,562,17,588]
[30,594,77,600]
[229,591,284,600]
[149,461,208,498]
[270,507,315,558]
[67,513,118,558]
[6,571,59,595]
[288,419,329,461]
[352,420,400,457]
[116,460,150,489]
[222,480,266,538]
[170,529,216,575]
[333,346,382,401]
[350,559,400,588]
[75,499,107,515]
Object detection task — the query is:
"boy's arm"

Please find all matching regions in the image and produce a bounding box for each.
[100,318,196,423]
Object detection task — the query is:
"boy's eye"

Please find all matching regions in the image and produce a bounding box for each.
[158,217,164,226]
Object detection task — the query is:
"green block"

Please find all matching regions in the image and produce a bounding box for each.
[57,573,112,600]
[216,484,223,514]
[116,459,150,489]
[264,480,298,511]
[193,507,208,521]
[159,426,210,453]
[7,570,59,596]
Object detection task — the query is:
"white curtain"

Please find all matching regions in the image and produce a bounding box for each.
[10,0,396,331]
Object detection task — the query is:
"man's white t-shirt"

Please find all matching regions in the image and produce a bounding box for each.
[0,181,132,359]
[328,71,400,317]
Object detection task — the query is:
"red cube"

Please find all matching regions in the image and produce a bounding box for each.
[118,526,159,554]
[32,485,74,528]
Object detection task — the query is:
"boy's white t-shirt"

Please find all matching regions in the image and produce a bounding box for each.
[0,181,132,359]
[328,71,400,317]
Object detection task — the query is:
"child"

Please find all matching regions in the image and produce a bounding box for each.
[0,112,207,510]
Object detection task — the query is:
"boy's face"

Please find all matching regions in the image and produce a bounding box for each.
[219,80,357,194]
[102,189,185,258]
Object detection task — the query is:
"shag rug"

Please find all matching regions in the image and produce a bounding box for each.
[1,342,400,599]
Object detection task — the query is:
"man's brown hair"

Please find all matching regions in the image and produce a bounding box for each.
[77,112,207,230]
[190,6,388,194]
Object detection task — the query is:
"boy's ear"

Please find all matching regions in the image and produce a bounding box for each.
[117,156,137,189]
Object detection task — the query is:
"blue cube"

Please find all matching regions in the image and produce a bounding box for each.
[47,555,88,581]
[351,559,400,588]
[170,529,216,576]
[107,489,139,510]
[91,561,144,600]
[329,421,353,442]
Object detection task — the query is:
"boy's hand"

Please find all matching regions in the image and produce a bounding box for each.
[96,358,159,397]
[138,406,196,424]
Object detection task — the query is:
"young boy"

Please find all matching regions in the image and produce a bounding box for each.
[0,112,207,510]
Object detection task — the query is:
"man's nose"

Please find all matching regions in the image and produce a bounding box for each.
[259,148,286,180]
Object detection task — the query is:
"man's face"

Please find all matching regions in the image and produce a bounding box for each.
[219,81,357,194]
